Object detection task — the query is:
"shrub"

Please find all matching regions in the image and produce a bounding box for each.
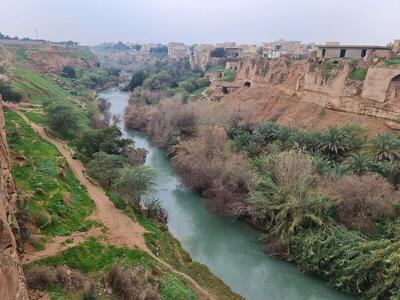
[332,174,397,231]
[61,65,76,78]
[292,226,400,298]
[143,71,173,91]
[255,123,281,144]
[0,80,22,102]
[55,266,85,290]
[142,196,168,224]
[24,265,85,291]
[146,97,197,147]
[124,103,150,131]
[173,126,253,214]
[24,265,57,290]
[127,70,147,91]
[76,126,131,159]
[107,265,159,300]
[210,48,227,58]
[149,45,168,57]
[87,152,126,186]
[45,102,86,138]
[273,151,315,187]
[113,166,156,208]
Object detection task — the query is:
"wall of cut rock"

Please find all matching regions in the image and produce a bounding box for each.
[0,97,28,300]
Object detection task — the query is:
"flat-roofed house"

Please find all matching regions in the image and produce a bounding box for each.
[316,43,392,59]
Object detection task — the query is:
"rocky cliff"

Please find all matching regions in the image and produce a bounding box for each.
[218,55,400,128]
[0,97,28,300]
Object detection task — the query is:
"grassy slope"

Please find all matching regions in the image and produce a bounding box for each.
[11,64,71,104]
[32,238,198,300]
[5,111,96,236]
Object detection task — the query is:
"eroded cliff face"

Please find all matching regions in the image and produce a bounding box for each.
[0,97,28,300]
[221,56,400,127]
[25,45,98,73]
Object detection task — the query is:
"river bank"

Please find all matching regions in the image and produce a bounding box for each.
[99,88,354,300]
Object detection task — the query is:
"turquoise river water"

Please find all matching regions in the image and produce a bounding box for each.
[99,89,354,300]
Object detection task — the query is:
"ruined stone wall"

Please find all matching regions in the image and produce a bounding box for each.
[230,55,400,124]
[0,97,28,300]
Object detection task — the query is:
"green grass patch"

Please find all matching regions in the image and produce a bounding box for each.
[221,69,237,82]
[161,273,197,300]
[5,111,95,236]
[11,65,70,104]
[23,111,47,125]
[207,66,237,82]
[349,68,368,81]
[384,59,400,66]
[206,65,226,73]
[36,238,153,273]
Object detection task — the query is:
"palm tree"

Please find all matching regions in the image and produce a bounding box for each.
[255,122,281,144]
[317,127,351,160]
[346,153,375,175]
[370,133,400,162]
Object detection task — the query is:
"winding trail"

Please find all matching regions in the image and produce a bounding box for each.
[6,103,216,300]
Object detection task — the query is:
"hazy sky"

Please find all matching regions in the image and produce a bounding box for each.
[1,0,399,46]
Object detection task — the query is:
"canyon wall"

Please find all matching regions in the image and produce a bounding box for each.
[25,45,98,73]
[0,97,28,300]
[229,56,400,126]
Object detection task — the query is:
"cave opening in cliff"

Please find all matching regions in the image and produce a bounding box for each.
[222,87,229,94]
[385,74,400,102]
[244,81,251,87]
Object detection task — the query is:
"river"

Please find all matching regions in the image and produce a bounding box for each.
[99,88,354,300]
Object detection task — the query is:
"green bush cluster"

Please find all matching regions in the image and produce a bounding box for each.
[126,60,209,99]
[229,121,400,298]
[229,122,400,183]
[0,80,22,102]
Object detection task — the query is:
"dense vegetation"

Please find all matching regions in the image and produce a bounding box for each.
[125,60,210,100]
[124,78,400,298]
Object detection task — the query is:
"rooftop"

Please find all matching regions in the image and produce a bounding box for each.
[316,44,391,50]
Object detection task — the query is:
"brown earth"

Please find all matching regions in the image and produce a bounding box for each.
[219,86,394,134]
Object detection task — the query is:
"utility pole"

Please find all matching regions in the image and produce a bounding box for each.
[35,28,38,40]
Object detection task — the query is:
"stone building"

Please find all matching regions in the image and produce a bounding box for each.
[261,39,310,58]
[226,61,240,70]
[316,43,392,59]
[167,42,188,60]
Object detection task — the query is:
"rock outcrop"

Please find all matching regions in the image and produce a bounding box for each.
[0,97,28,300]
[221,55,400,125]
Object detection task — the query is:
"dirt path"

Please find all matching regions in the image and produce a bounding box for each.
[7,105,216,300]
[14,108,148,250]
[21,228,103,264]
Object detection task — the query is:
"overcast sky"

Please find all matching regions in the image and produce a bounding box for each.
[1,0,399,46]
